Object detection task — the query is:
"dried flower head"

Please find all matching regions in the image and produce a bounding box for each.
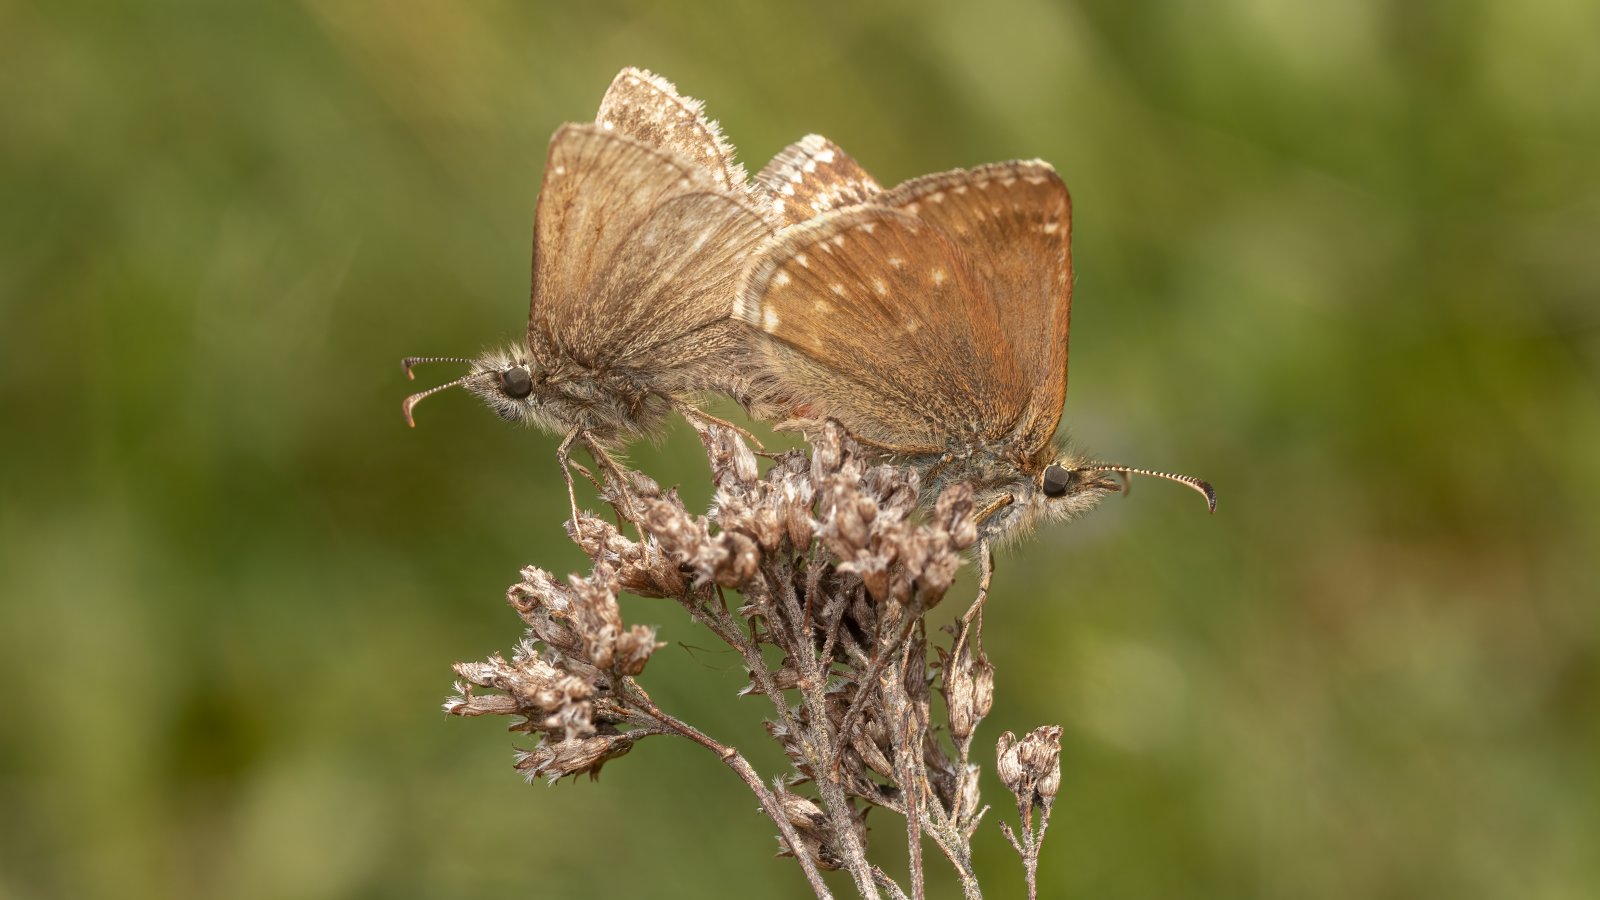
[446,421,1068,898]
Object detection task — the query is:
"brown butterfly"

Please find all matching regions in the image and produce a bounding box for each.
[403,69,773,492]
[736,158,1213,552]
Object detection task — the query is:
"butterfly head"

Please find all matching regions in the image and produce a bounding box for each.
[977,452,1216,542]
[401,346,564,433]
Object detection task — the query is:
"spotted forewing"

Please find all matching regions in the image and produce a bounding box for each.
[738,160,1072,463]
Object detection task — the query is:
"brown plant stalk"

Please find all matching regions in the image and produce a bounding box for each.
[444,422,1063,898]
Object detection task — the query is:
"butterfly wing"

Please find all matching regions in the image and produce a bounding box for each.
[755,134,882,227]
[739,161,1071,458]
[877,161,1072,456]
[737,205,1029,450]
[531,124,772,377]
[594,68,747,195]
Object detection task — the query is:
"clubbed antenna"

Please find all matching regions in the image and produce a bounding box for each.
[1085,464,1217,513]
[402,356,474,380]
[402,373,478,427]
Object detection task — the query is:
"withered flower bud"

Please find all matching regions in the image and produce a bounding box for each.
[996,731,1024,794]
[811,421,844,478]
[1022,725,1063,801]
[971,658,995,720]
[567,514,619,560]
[834,499,870,553]
[1037,761,1061,802]
[442,682,519,717]
[613,624,662,676]
[934,483,979,551]
[612,536,687,599]
[946,660,977,742]
[781,482,815,551]
[515,732,635,783]
[750,504,785,550]
[776,791,827,831]
[568,568,623,671]
[714,531,760,587]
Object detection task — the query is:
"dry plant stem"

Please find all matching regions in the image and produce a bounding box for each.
[617,678,835,900]
[446,421,1071,900]
[999,804,1052,900]
[997,725,1064,900]
[873,867,912,900]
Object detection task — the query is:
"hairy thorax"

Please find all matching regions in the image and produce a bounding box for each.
[916,438,1116,544]
[464,346,674,442]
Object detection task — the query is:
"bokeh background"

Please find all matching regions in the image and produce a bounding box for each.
[4,1,1598,897]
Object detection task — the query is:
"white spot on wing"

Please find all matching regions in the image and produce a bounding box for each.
[815,149,836,164]
[554,165,566,176]
[763,308,781,330]
[830,283,847,297]
[773,271,792,287]
[602,121,614,131]
[795,253,809,267]
[929,191,945,203]
[888,257,904,268]
[872,277,887,296]
[1042,221,1060,234]
[931,268,947,285]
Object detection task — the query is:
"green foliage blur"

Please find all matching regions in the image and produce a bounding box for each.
[4,1,1597,897]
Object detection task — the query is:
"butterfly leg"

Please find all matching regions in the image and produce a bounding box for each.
[973,492,1015,533]
[673,399,765,450]
[577,431,644,522]
[921,453,955,484]
[962,540,995,626]
[840,429,944,458]
[555,427,587,539]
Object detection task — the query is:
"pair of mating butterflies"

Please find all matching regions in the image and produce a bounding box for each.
[405,68,1212,543]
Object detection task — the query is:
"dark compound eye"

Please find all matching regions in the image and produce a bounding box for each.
[500,366,533,399]
[1041,463,1073,498]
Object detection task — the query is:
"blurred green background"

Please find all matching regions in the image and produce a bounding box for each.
[4,1,1598,897]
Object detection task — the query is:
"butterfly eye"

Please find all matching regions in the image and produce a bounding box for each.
[500,366,533,399]
[1041,463,1073,498]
